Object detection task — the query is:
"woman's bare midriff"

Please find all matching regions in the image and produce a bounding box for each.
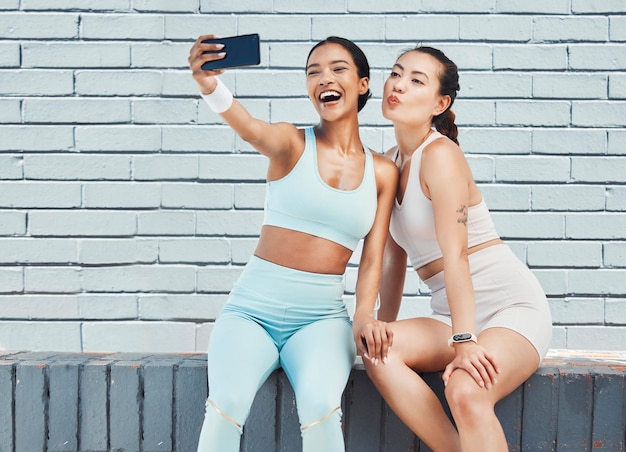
[417,238,504,281]
[254,225,353,275]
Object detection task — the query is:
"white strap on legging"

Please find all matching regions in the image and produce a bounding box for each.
[206,398,242,430]
[300,406,341,432]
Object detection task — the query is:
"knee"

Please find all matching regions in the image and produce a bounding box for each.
[207,392,254,425]
[299,404,342,447]
[292,372,346,422]
[296,390,340,422]
[444,377,491,428]
[363,356,396,391]
[293,374,344,425]
[364,360,388,393]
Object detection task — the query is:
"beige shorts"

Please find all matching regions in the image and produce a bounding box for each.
[424,244,553,360]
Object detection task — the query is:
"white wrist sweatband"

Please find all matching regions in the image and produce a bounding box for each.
[201,77,233,114]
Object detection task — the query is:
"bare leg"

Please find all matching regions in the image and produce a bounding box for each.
[365,318,461,452]
[444,327,540,452]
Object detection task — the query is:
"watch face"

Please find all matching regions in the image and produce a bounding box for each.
[453,333,472,341]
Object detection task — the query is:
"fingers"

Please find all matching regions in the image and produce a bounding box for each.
[360,322,393,366]
[188,47,225,71]
[358,336,368,359]
[383,324,394,360]
[188,35,227,74]
[363,332,382,366]
[473,357,493,388]
[191,34,223,55]
[443,360,487,388]
[385,323,393,346]
[443,348,501,389]
[442,362,454,386]
[481,353,500,386]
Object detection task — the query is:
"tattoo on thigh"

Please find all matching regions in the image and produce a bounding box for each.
[456,204,468,226]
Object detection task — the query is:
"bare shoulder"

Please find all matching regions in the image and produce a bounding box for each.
[371,150,399,177]
[370,151,399,195]
[421,135,466,169]
[276,121,305,144]
[269,122,305,157]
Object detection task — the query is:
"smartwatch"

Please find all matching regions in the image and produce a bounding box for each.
[448,332,478,347]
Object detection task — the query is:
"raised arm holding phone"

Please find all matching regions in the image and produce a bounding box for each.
[188,34,398,452]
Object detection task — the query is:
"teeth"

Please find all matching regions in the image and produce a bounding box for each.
[320,90,341,100]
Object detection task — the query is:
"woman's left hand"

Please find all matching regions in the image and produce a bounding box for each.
[442,342,500,389]
[353,314,394,366]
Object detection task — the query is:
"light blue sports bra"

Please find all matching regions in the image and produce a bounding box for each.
[263,127,378,251]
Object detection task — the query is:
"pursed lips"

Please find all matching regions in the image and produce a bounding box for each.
[387,94,400,106]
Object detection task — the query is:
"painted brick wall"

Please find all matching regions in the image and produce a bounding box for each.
[0,1,625,353]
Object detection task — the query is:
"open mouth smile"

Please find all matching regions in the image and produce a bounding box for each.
[319,90,342,103]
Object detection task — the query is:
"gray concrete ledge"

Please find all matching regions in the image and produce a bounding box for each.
[0,350,624,452]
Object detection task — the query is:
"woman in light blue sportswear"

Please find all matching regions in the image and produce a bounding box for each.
[188,35,398,451]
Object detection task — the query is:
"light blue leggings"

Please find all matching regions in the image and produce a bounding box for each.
[197,256,356,452]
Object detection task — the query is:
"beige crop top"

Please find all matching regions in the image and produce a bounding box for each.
[389,131,500,269]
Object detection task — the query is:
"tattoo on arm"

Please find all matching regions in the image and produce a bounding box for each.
[456,204,468,226]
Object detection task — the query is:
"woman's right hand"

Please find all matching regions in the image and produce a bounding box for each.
[353,313,394,366]
[188,34,227,94]
[442,342,500,389]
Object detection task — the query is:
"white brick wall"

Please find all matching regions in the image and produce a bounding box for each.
[0,1,624,353]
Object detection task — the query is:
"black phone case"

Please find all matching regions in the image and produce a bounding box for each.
[201,33,260,70]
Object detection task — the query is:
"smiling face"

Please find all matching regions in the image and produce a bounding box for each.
[305,42,369,121]
[382,50,450,126]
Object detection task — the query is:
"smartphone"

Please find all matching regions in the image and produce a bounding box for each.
[201,33,260,71]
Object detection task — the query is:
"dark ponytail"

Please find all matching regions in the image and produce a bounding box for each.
[433,109,459,145]
[405,46,460,144]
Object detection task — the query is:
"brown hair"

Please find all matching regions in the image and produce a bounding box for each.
[404,46,460,144]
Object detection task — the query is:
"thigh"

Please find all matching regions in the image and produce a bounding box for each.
[280,318,355,403]
[389,317,456,373]
[208,313,280,402]
[458,327,540,405]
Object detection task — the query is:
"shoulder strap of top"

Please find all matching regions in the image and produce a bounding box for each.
[391,146,400,163]
[304,126,315,148]
[363,145,376,182]
[419,130,444,152]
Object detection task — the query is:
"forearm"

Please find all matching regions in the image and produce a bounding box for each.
[220,99,268,144]
[352,252,395,364]
[354,158,398,322]
[443,256,476,334]
[353,261,381,320]
[199,79,268,144]
[200,78,295,156]
[378,254,406,322]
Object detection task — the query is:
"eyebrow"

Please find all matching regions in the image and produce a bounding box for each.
[306,59,351,71]
[393,63,429,79]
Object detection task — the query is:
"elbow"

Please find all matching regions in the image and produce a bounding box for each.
[442,248,470,270]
